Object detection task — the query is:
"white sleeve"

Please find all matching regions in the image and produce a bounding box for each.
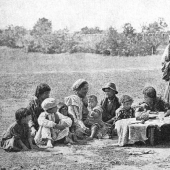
[38,112,56,128]
[57,112,72,127]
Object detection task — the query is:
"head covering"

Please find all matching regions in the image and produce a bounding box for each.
[102,82,118,94]
[120,95,133,103]
[57,102,68,112]
[93,106,103,113]
[72,79,88,91]
[41,98,57,111]
[143,86,156,98]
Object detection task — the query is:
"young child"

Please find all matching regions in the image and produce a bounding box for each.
[57,102,77,142]
[115,95,135,121]
[84,95,108,140]
[1,108,37,152]
[35,98,72,148]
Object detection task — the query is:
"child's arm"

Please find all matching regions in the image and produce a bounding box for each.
[38,112,56,128]
[55,112,72,130]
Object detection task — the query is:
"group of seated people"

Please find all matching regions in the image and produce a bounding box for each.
[1,79,170,151]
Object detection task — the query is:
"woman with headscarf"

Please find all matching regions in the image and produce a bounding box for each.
[65,79,89,138]
[27,83,51,137]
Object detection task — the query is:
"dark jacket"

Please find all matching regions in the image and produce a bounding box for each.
[100,96,120,123]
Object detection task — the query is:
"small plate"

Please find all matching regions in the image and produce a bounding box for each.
[130,120,143,124]
[149,114,157,119]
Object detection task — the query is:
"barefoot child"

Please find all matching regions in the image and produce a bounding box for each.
[35,98,72,148]
[57,102,77,142]
[84,95,108,140]
[1,108,37,152]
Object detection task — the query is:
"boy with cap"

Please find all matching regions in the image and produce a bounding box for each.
[100,82,120,124]
[35,98,72,148]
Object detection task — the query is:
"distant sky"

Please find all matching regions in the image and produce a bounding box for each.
[0,0,170,32]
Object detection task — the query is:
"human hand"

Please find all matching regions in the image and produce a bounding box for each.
[31,127,37,137]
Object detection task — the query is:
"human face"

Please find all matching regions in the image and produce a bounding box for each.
[21,115,31,124]
[122,101,132,110]
[88,98,97,109]
[77,83,89,98]
[39,91,50,101]
[144,95,154,105]
[91,109,100,118]
[60,106,68,116]
[104,88,116,98]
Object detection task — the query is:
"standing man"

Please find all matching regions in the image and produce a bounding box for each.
[162,35,170,104]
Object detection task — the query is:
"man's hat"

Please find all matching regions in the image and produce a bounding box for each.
[102,82,118,94]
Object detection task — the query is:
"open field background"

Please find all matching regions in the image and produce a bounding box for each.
[0,47,169,170]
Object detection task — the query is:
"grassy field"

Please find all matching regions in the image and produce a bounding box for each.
[0,47,168,170]
[0,46,166,135]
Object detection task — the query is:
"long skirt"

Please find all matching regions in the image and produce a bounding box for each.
[164,82,170,104]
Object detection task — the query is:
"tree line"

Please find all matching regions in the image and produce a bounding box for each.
[0,17,169,56]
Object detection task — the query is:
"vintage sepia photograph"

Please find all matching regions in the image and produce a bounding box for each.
[1,0,170,169]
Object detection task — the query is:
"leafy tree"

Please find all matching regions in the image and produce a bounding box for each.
[123,23,136,38]
[80,26,103,34]
[142,18,168,33]
[31,18,52,37]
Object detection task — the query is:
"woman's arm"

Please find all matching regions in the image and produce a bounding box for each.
[68,105,79,122]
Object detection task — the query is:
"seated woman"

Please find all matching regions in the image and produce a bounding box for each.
[65,79,89,139]
[27,83,51,138]
[1,108,37,152]
[34,98,72,148]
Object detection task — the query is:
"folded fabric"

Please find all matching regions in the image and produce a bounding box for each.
[129,124,148,142]
[115,119,133,146]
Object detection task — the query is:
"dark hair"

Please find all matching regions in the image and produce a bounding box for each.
[35,83,51,98]
[15,108,29,124]
[120,95,133,104]
[77,82,88,91]
[143,86,156,98]
[57,102,68,113]
[88,95,98,102]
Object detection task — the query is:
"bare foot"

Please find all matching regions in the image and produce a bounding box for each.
[47,140,54,148]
